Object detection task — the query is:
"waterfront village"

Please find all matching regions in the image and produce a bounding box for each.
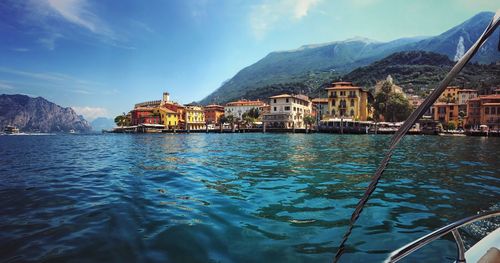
[112,76,500,136]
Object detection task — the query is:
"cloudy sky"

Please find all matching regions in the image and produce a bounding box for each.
[0,0,496,121]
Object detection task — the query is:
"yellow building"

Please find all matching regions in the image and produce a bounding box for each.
[438,86,461,103]
[325,82,373,121]
[155,107,179,129]
[185,105,205,130]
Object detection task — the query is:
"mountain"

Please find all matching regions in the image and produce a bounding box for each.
[401,12,500,64]
[344,51,500,94]
[0,94,91,133]
[200,11,498,104]
[90,117,115,131]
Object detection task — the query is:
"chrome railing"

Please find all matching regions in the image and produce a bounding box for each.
[385,210,500,263]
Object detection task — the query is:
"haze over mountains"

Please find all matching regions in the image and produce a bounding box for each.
[201,11,499,104]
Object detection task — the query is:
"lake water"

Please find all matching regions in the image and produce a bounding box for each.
[0,133,498,262]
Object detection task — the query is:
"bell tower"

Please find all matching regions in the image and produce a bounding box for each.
[162,92,170,104]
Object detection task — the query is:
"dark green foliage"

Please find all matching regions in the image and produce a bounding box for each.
[345,51,500,96]
[385,93,412,122]
[114,115,130,127]
[373,80,412,122]
[447,122,457,131]
[200,12,497,105]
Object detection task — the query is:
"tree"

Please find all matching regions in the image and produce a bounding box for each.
[446,122,456,131]
[114,114,130,127]
[246,108,260,119]
[385,93,412,122]
[303,115,315,130]
[373,80,412,122]
[373,81,391,121]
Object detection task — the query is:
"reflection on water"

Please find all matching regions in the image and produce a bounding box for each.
[0,134,498,262]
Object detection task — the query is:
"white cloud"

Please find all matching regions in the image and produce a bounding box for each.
[12,48,30,52]
[250,0,321,39]
[0,67,109,96]
[20,0,123,49]
[0,82,15,90]
[45,0,113,38]
[293,0,320,19]
[72,106,109,121]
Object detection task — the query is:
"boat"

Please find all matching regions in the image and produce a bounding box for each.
[333,10,500,263]
[3,125,20,134]
[69,129,76,134]
[385,210,500,262]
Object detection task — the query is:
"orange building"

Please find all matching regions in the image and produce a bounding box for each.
[204,104,225,125]
[466,94,500,130]
[431,103,460,127]
[438,86,460,103]
[311,98,329,120]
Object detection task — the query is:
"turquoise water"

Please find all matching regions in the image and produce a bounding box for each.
[0,134,498,262]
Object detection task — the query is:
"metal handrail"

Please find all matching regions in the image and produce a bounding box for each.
[385,210,500,263]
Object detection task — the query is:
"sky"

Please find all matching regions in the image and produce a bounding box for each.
[0,0,497,121]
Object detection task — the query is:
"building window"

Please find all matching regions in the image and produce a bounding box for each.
[350,109,354,116]
[492,107,496,115]
[293,107,296,111]
[285,106,290,111]
[274,107,277,111]
[485,107,490,114]
[332,109,336,116]
[340,100,346,108]
[332,100,336,106]
[274,99,277,103]
[340,91,345,96]
[350,99,354,107]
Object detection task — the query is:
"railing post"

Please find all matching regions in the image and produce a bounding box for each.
[452,229,466,263]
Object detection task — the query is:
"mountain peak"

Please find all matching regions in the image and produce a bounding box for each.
[0,94,91,132]
[200,11,500,105]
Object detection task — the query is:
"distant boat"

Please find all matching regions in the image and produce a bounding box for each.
[3,125,20,135]
[69,129,76,134]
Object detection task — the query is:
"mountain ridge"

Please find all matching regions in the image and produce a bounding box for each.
[0,94,91,133]
[200,11,498,105]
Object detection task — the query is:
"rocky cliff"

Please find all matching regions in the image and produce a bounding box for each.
[0,94,91,133]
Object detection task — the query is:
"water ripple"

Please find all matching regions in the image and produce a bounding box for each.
[0,134,498,262]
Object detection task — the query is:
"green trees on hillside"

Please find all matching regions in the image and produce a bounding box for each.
[373,81,412,122]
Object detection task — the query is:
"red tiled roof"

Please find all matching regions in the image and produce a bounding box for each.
[433,102,459,106]
[268,94,310,101]
[479,94,500,99]
[132,107,156,112]
[158,107,178,114]
[311,98,329,103]
[226,100,266,106]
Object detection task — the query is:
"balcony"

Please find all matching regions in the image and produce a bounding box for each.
[348,94,357,98]
[329,94,338,98]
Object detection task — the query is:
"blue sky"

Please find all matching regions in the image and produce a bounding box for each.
[0,0,497,121]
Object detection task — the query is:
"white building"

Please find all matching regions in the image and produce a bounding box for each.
[263,94,312,129]
[224,100,267,120]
